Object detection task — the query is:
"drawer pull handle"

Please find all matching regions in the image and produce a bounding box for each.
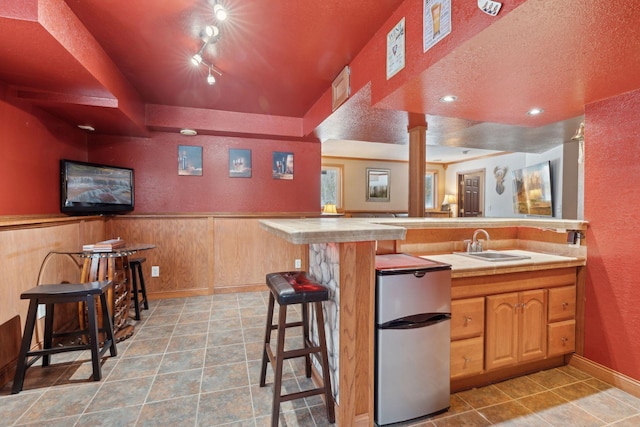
[464,316,472,325]
[562,302,569,309]
[463,356,471,366]
[561,337,569,345]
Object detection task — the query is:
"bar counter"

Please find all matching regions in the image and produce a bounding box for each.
[258,217,588,426]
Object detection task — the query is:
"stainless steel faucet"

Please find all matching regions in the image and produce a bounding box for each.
[465,229,490,253]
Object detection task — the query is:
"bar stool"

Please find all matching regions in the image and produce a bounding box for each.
[12,280,117,394]
[260,271,335,426]
[129,257,149,320]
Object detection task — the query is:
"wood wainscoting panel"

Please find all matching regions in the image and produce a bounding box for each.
[107,217,211,297]
[213,219,307,292]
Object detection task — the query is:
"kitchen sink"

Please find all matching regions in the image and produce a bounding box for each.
[454,251,531,262]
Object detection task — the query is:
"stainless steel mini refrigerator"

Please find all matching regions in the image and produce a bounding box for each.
[375,253,451,426]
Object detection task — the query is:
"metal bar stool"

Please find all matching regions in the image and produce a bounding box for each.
[260,271,335,426]
[12,280,117,394]
[129,257,149,320]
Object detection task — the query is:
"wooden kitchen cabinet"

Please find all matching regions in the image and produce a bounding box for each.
[450,297,485,378]
[547,285,576,356]
[485,289,547,371]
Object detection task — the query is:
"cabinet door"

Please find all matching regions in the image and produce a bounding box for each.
[485,293,518,370]
[519,289,547,363]
[451,297,484,340]
[451,336,484,379]
[548,285,576,322]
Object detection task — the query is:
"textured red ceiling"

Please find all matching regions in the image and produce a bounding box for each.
[1,0,640,147]
[64,0,405,117]
[376,0,640,127]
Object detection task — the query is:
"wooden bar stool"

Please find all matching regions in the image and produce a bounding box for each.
[12,280,117,394]
[129,257,149,320]
[260,271,335,426]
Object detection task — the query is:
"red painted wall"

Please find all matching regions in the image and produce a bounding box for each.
[583,88,640,380]
[0,90,87,215]
[87,132,321,213]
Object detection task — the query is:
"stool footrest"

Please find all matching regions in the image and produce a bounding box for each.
[268,321,303,331]
[280,387,327,403]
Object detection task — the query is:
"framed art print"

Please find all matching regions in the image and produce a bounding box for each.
[229,148,252,178]
[272,151,293,180]
[366,168,390,202]
[178,145,203,176]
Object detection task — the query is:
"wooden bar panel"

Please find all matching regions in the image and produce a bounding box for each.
[337,240,375,427]
[213,219,307,292]
[107,217,210,297]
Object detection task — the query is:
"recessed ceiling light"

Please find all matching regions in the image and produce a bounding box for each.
[527,108,544,116]
[180,128,197,136]
[77,124,95,132]
[439,95,457,103]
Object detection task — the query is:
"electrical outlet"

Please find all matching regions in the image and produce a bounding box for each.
[294,259,302,269]
[151,266,160,277]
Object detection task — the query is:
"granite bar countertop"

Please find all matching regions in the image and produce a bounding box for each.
[371,217,588,231]
[422,249,585,278]
[259,218,406,244]
[259,217,588,245]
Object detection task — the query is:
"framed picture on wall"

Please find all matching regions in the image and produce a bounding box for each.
[229,148,252,178]
[366,168,390,202]
[272,151,293,180]
[178,145,203,176]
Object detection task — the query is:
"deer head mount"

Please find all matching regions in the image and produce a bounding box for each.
[494,166,508,195]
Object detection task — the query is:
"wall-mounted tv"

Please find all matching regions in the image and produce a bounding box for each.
[60,159,134,215]
[511,161,553,217]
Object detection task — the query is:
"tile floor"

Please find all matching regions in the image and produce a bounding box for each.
[1,292,639,426]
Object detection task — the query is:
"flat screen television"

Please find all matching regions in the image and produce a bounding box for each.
[511,161,553,217]
[60,159,134,215]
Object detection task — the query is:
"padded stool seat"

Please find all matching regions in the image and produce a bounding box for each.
[260,271,335,426]
[12,280,117,394]
[129,257,149,320]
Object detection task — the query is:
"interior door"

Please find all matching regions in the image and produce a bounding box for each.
[459,174,482,217]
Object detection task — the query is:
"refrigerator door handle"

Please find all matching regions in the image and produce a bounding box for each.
[379,312,451,330]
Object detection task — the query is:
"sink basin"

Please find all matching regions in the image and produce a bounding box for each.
[454,251,531,262]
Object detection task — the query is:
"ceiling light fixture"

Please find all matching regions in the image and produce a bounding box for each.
[439,95,457,103]
[180,128,198,136]
[527,108,544,116]
[190,2,228,85]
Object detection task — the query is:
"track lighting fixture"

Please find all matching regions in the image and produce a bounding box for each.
[190,2,228,85]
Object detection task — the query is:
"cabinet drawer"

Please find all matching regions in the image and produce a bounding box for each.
[451,297,485,340]
[548,286,576,322]
[548,319,575,356]
[451,336,484,378]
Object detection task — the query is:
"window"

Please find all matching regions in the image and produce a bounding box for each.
[321,165,343,209]
[425,171,437,209]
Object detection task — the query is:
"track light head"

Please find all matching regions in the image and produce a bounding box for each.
[214,4,228,21]
[191,53,203,66]
[203,25,220,41]
[207,67,216,85]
